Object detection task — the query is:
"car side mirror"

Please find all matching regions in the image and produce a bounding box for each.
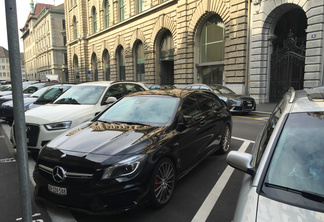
[105,96,117,105]
[226,151,255,177]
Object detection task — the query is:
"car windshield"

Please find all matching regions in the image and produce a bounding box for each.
[97,95,180,126]
[0,85,11,91]
[54,85,106,105]
[265,112,324,197]
[209,85,235,95]
[29,86,50,98]
[35,86,71,104]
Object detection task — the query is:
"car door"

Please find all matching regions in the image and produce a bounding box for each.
[175,93,208,171]
[196,92,226,156]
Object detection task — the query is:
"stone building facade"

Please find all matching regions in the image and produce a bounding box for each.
[65,0,249,94]
[249,0,324,103]
[21,3,67,82]
[0,47,25,82]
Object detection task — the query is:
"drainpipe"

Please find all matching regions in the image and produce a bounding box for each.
[245,0,251,95]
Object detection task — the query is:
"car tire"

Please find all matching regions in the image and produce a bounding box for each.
[149,158,176,208]
[219,124,231,154]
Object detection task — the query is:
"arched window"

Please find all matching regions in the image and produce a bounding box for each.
[198,15,225,84]
[91,53,98,81]
[92,7,97,33]
[105,0,109,28]
[73,55,80,83]
[119,0,124,22]
[160,31,174,61]
[135,41,145,81]
[73,16,77,39]
[117,46,125,80]
[103,49,110,80]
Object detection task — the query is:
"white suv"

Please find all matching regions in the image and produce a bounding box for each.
[11,81,148,152]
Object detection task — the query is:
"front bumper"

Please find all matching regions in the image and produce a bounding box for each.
[33,163,150,214]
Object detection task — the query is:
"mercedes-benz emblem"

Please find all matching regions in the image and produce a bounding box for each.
[52,166,66,183]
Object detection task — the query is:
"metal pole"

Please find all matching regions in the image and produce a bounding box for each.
[4,0,33,221]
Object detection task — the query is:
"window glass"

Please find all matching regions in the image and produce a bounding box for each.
[197,94,222,111]
[182,95,202,117]
[160,32,174,61]
[118,47,125,80]
[98,96,179,126]
[124,84,145,93]
[54,86,105,105]
[103,50,110,80]
[119,0,125,22]
[73,17,77,39]
[105,84,124,99]
[135,42,145,81]
[105,0,109,28]
[93,7,97,33]
[200,15,225,63]
[265,112,324,197]
[252,99,286,167]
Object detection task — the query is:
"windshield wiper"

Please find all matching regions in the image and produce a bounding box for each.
[265,182,324,203]
[111,121,149,126]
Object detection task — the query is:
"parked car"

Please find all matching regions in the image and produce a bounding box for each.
[0,84,12,97]
[149,85,177,90]
[27,84,74,110]
[0,84,73,124]
[185,84,256,113]
[227,87,324,222]
[33,89,232,214]
[0,86,50,124]
[10,81,148,152]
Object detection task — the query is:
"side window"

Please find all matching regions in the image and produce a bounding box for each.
[181,95,202,117]
[105,84,124,99]
[124,84,145,94]
[253,99,286,167]
[197,94,222,112]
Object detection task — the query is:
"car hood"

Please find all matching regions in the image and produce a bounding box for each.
[2,97,38,107]
[257,195,324,221]
[46,121,165,158]
[25,104,99,124]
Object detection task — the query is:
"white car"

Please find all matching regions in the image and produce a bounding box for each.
[227,87,324,222]
[11,81,148,152]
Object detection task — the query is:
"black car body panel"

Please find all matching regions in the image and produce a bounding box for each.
[33,89,232,214]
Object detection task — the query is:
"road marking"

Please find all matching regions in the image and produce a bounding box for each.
[16,213,42,221]
[234,114,269,121]
[0,158,16,163]
[191,138,253,222]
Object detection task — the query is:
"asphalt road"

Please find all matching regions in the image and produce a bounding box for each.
[0,112,269,222]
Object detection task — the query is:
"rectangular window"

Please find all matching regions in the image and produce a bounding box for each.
[62,20,65,29]
[119,0,125,22]
[137,0,144,13]
[2,66,5,70]
[1,59,4,63]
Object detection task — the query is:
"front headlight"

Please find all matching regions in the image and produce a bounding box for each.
[101,155,146,180]
[44,121,72,130]
[228,98,241,105]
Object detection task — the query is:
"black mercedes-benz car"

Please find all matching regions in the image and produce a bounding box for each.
[33,89,232,214]
[185,84,256,113]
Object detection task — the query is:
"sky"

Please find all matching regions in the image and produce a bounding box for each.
[0,0,64,52]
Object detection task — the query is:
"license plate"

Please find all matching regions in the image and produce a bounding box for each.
[247,104,252,107]
[48,184,67,196]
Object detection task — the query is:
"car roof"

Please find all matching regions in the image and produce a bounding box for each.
[284,88,324,113]
[78,81,147,87]
[124,88,215,98]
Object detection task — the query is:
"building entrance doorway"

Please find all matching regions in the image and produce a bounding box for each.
[270,8,307,102]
